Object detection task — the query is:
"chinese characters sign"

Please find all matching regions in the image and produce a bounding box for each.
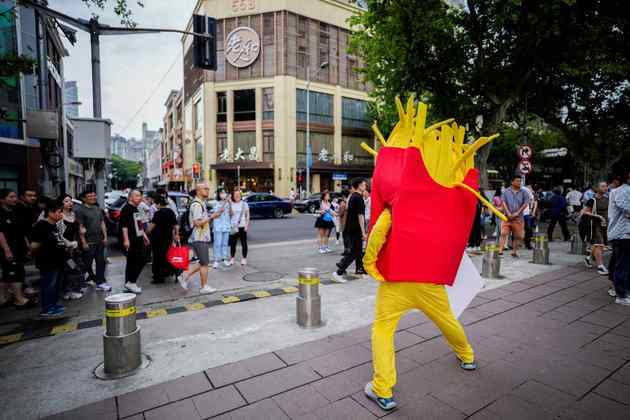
[225,27,260,69]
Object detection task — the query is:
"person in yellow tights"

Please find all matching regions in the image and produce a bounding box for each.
[359,98,506,411]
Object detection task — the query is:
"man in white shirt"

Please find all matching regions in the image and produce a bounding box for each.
[566,187,583,214]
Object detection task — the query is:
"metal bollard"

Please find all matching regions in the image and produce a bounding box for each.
[94,293,149,379]
[569,235,587,255]
[532,233,551,265]
[296,268,323,328]
[481,242,502,279]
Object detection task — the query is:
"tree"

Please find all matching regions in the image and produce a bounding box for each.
[527,0,630,185]
[79,0,145,27]
[111,154,143,189]
[348,0,613,187]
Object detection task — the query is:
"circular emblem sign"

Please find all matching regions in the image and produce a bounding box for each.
[225,27,260,68]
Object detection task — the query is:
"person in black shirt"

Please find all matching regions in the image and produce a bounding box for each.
[333,178,368,282]
[119,190,150,294]
[0,189,33,308]
[147,195,179,283]
[59,194,84,300]
[31,199,67,317]
[18,188,40,239]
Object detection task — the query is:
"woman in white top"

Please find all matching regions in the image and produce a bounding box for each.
[314,191,336,254]
[229,189,250,266]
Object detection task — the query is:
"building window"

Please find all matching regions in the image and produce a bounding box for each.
[342,98,370,129]
[342,136,373,166]
[195,138,203,164]
[296,131,333,167]
[194,100,202,136]
[296,89,333,125]
[234,131,256,157]
[263,88,274,120]
[216,21,225,81]
[217,92,227,123]
[234,89,255,121]
[318,22,330,82]
[263,130,274,162]
[263,13,275,77]
[217,133,228,158]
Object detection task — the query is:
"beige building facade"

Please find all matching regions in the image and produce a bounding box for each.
[181,0,373,196]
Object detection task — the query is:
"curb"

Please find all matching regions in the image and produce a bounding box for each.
[0,275,362,346]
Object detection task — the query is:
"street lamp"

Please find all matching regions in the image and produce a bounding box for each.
[306,61,329,197]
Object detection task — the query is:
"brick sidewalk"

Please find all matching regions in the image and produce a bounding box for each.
[48,265,630,420]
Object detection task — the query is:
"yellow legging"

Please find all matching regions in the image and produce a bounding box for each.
[371,281,475,398]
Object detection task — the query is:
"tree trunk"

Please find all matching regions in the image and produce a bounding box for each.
[476,100,513,189]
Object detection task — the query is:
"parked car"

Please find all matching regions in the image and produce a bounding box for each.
[293,192,342,214]
[244,193,293,218]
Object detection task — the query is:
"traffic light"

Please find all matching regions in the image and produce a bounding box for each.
[193,14,217,70]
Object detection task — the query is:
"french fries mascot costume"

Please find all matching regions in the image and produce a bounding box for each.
[361,98,506,411]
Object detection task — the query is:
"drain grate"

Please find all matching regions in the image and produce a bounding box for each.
[243,271,285,282]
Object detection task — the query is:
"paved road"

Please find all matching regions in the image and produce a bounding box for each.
[247,212,319,244]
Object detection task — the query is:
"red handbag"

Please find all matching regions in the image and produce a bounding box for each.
[167,242,189,271]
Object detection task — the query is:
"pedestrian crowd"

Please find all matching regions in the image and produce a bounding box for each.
[0,188,113,318]
[462,172,630,307]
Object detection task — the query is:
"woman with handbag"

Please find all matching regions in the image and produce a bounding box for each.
[315,191,337,254]
[146,195,179,284]
[229,189,250,266]
[59,194,83,300]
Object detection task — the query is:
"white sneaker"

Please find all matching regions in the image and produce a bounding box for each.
[86,280,97,287]
[614,297,630,307]
[608,288,617,297]
[124,283,142,294]
[324,247,332,253]
[63,292,83,300]
[241,258,247,266]
[96,283,112,292]
[24,287,38,295]
[223,260,231,267]
[319,248,326,254]
[597,265,609,276]
[228,258,235,266]
[331,272,347,283]
[178,276,189,290]
[200,285,217,294]
[212,261,220,269]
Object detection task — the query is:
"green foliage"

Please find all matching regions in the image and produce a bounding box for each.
[80,0,144,27]
[111,154,143,189]
[348,0,628,186]
[0,53,36,87]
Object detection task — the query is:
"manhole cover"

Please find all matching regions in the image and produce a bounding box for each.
[243,271,284,282]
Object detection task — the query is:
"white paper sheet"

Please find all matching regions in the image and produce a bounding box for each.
[446,254,484,319]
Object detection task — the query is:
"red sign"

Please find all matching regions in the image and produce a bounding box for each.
[192,163,200,174]
[518,159,532,175]
[517,145,533,160]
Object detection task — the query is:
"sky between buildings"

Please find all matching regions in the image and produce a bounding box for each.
[55,0,197,139]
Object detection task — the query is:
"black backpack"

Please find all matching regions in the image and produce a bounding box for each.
[179,199,202,243]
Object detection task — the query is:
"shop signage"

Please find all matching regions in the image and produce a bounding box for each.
[220,148,231,161]
[234,146,258,161]
[225,27,260,68]
[333,172,348,181]
[318,148,330,162]
[343,151,354,163]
